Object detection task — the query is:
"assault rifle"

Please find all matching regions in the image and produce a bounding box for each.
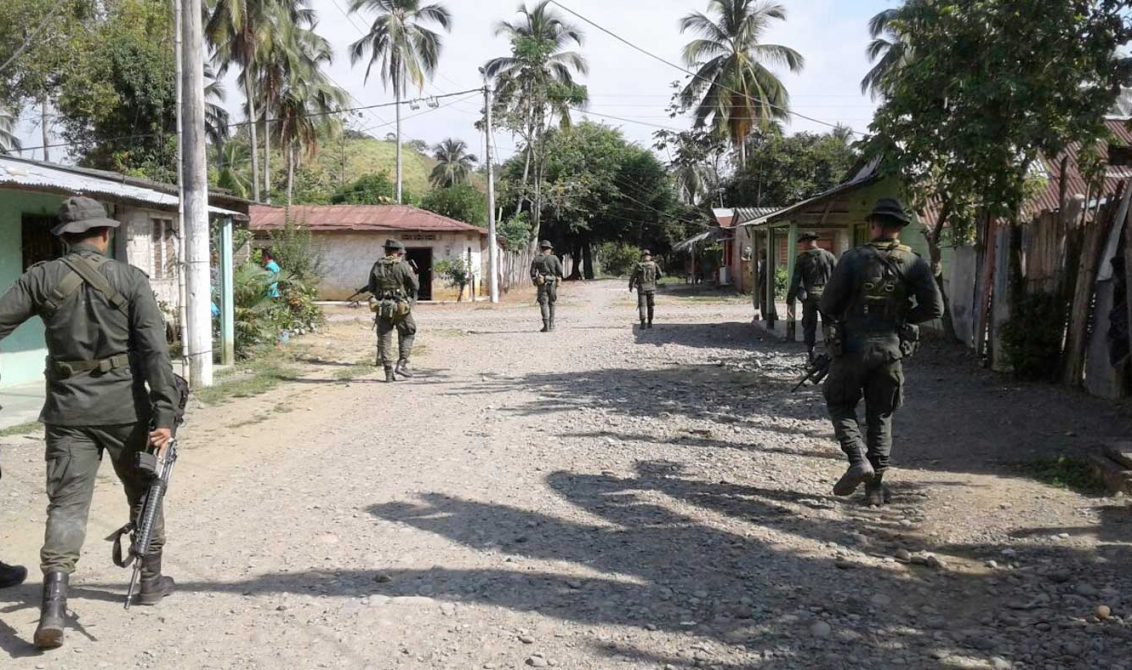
[792,353,831,392]
[109,374,190,609]
[346,287,370,309]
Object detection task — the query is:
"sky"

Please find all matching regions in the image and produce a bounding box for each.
[16,0,898,164]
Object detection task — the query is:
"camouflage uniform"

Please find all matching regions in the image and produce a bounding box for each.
[629,252,663,328]
[367,240,420,381]
[787,238,837,358]
[820,199,943,503]
[530,241,564,332]
[0,197,179,648]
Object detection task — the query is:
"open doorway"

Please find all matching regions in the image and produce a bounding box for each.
[406,247,433,301]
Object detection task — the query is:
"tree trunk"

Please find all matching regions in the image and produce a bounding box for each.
[568,239,583,280]
[264,112,272,204]
[514,145,532,219]
[40,96,50,161]
[395,87,403,204]
[245,75,260,202]
[582,239,595,280]
[927,197,957,340]
[286,143,295,207]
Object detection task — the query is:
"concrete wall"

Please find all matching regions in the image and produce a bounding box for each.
[119,207,181,317]
[313,231,487,301]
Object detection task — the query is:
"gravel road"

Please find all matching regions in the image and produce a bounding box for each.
[2,279,1131,669]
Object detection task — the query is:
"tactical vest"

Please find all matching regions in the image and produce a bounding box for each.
[848,242,913,332]
[800,250,830,294]
[372,258,405,297]
[41,253,133,378]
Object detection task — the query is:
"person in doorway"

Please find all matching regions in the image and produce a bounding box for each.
[261,249,281,299]
[820,199,943,505]
[367,239,419,382]
[787,233,838,361]
[530,240,564,332]
[0,196,179,648]
[629,249,664,328]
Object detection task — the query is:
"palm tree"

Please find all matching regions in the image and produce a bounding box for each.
[205,64,231,148]
[678,0,803,166]
[484,0,589,249]
[860,7,910,100]
[429,138,477,188]
[349,0,452,204]
[215,140,252,198]
[0,107,21,156]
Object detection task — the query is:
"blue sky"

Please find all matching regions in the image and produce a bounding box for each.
[16,0,899,163]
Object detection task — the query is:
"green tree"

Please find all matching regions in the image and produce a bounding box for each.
[860,7,911,100]
[724,128,857,207]
[429,138,477,188]
[678,0,804,166]
[0,107,20,155]
[330,171,398,204]
[349,0,452,205]
[420,184,486,226]
[485,0,589,251]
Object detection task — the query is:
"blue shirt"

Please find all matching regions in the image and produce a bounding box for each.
[265,260,281,299]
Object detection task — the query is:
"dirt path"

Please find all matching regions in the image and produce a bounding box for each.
[2,280,1131,669]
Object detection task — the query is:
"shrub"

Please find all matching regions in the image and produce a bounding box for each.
[435,258,474,301]
[1002,291,1065,381]
[498,213,531,249]
[597,242,641,277]
[420,185,487,226]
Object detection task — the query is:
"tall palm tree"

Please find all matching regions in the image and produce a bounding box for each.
[349,0,452,204]
[429,138,477,188]
[485,0,589,249]
[205,64,231,148]
[860,7,911,100]
[678,0,803,166]
[0,107,21,156]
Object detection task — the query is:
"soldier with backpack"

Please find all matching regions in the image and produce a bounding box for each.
[819,199,943,505]
[367,239,420,382]
[530,240,564,332]
[0,196,180,648]
[629,249,664,328]
[786,233,837,361]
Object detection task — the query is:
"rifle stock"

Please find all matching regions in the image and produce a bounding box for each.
[792,354,831,392]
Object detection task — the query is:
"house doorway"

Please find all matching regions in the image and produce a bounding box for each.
[406,247,433,301]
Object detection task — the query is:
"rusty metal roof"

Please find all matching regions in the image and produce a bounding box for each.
[249,204,487,235]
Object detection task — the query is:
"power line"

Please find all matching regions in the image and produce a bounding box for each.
[0,0,70,75]
[546,0,865,137]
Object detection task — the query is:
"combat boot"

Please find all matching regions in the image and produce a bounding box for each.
[647,306,655,328]
[395,360,414,379]
[639,318,646,329]
[34,571,67,649]
[384,366,397,382]
[807,346,816,363]
[540,320,550,333]
[864,476,892,507]
[136,555,175,605]
[0,561,27,589]
[832,461,875,497]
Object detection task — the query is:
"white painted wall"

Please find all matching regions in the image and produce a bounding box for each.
[119,206,180,315]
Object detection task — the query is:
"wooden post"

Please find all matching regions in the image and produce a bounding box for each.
[182,0,213,386]
[483,70,499,303]
[220,216,235,367]
[1126,197,1132,370]
[785,223,798,342]
[765,227,777,329]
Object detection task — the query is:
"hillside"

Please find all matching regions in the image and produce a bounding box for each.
[276,138,437,203]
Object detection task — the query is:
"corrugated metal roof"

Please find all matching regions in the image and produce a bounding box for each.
[249,204,488,235]
[733,206,780,226]
[0,156,248,220]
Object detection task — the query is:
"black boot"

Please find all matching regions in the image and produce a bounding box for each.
[833,460,876,497]
[548,305,556,331]
[384,366,397,382]
[0,561,27,589]
[647,307,654,327]
[807,346,816,363]
[865,475,892,506]
[136,555,175,606]
[395,360,413,379]
[34,571,67,649]
[540,320,549,333]
[639,318,646,329]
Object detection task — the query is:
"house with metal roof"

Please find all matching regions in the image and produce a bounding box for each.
[0,155,248,390]
[249,204,495,302]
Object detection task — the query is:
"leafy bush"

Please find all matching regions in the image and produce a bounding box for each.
[420,184,487,226]
[329,171,419,205]
[1002,291,1065,381]
[435,258,474,301]
[597,242,641,277]
[497,213,531,249]
[775,267,789,299]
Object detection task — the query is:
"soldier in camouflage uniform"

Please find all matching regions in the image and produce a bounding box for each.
[367,239,420,383]
[820,199,943,505]
[629,249,663,328]
[0,197,179,648]
[530,240,564,332]
[786,233,838,361]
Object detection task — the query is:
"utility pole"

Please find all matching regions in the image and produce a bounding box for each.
[181,0,213,387]
[482,70,500,303]
[172,0,189,377]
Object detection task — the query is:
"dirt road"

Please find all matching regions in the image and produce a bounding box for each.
[2,280,1131,669]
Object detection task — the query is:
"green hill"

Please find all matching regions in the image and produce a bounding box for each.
[277,138,436,204]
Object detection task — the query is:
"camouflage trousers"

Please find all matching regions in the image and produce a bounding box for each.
[377,312,417,367]
[637,290,655,322]
[537,282,558,322]
[823,353,904,476]
[800,297,828,349]
[41,423,163,575]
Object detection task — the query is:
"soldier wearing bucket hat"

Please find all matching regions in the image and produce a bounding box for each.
[786,232,837,360]
[629,249,663,328]
[0,196,180,648]
[818,198,942,506]
[530,240,564,332]
[366,238,420,382]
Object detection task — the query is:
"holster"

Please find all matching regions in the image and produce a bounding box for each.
[827,321,846,359]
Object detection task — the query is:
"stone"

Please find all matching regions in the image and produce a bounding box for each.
[518,634,535,644]
[526,656,549,668]
[894,548,912,562]
[810,621,832,638]
[1096,605,1112,620]
[871,593,892,607]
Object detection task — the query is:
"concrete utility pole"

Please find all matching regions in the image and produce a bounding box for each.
[181,0,213,387]
[172,0,190,376]
[483,70,500,303]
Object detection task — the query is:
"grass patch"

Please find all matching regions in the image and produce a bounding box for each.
[195,357,296,406]
[1024,456,1107,495]
[0,421,40,438]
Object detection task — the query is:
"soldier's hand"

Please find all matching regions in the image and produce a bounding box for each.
[786,306,796,319]
[149,428,173,456]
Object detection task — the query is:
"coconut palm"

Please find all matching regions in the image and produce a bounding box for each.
[429,138,477,188]
[678,0,803,166]
[349,0,452,204]
[205,64,231,148]
[215,140,252,198]
[860,7,910,100]
[0,107,21,155]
